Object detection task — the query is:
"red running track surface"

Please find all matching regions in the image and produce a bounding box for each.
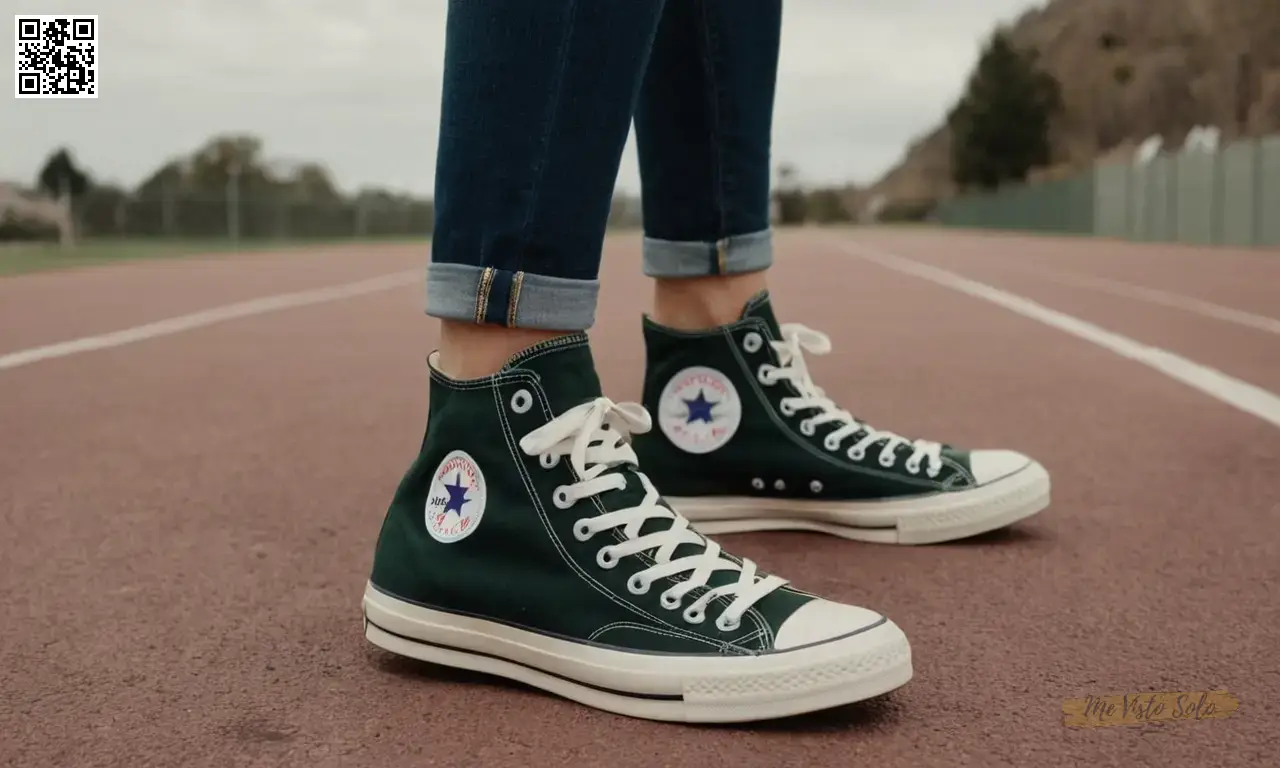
[1,228,1277,767]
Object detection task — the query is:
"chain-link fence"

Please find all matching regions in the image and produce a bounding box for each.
[72,191,434,242]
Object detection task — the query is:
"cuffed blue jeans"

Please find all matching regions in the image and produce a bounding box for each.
[426,0,782,331]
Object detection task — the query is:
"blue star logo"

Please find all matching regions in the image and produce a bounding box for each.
[683,390,717,424]
[442,473,470,515]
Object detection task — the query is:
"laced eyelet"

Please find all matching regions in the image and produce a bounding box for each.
[757,365,775,385]
[596,547,618,569]
[539,453,559,469]
[809,480,823,493]
[773,479,786,491]
[779,401,796,417]
[682,606,706,624]
[823,435,841,451]
[799,419,815,436]
[552,486,574,509]
[750,477,765,491]
[627,574,650,595]
[572,519,593,541]
[742,332,763,353]
[905,458,921,474]
[659,591,682,610]
[716,614,741,632]
[878,451,896,468]
[847,446,866,461]
[927,464,941,478]
[510,388,532,414]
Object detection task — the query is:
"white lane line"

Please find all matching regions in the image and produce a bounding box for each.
[832,238,1280,429]
[980,259,1280,335]
[0,270,421,371]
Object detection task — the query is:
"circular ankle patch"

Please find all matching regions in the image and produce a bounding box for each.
[424,450,487,543]
[657,366,742,454]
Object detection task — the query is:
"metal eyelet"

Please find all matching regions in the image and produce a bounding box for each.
[552,487,573,509]
[716,614,741,632]
[572,519,593,541]
[510,388,532,414]
[596,547,618,569]
[539,453,559,469]
[742,332,763,353]
[660,591,681,610]
[627,574,650,595]
[682,606,706,624]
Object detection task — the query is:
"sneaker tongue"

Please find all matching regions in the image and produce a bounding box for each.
[501,332,602,415]
[739,289,782,337]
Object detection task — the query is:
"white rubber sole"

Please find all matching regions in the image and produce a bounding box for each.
[362,584,913,723]
[667,461,1050,545]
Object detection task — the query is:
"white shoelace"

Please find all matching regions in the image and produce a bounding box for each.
[759,323,945,477]
[518,397,786,630]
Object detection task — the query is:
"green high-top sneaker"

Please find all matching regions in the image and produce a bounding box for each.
[364,333,912,723]
[634,291,1050,544]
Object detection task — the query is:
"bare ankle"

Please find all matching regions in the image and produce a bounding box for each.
[651,271,769,331]
[436,321,570,379]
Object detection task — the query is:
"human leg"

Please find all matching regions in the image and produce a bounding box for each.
[364,0,913,722]
[631,0,1050,543]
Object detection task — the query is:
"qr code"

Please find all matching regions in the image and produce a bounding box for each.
[15,15,98,99]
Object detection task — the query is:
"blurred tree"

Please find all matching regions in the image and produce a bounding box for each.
[948,29,1062,190]
[36,147,92,202]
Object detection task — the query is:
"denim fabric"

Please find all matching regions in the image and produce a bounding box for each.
[427,0,666,330]
[635,0,782,278]
[426,0,781,330]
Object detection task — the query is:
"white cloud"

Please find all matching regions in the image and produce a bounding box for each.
[3,0,1039,195]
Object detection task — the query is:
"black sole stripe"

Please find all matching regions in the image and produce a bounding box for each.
[365,615,685,702]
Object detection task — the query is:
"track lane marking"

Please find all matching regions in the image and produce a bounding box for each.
[0,270,421,371]
[832,238,1280,429]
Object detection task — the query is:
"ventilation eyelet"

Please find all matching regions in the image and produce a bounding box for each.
[810,480,823,493]
[510,388,532,414]
[742,332,763,353]
[774,479,786,491]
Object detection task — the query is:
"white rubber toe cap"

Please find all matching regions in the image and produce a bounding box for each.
[774,599,886,650]
[968,449,1034,486]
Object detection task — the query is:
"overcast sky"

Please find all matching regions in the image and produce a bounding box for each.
[5,0,1040,196]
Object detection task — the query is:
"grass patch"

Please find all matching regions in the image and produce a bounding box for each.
[0,237,427,277]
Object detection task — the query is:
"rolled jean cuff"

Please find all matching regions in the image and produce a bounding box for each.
[425,262,600,331]
[641,228,773,278]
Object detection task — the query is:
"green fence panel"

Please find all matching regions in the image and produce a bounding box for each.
[1259,136,1280,247]
[1174,150,1217,245]
[1094,162,1129,238]
[1220,140,1259,247]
